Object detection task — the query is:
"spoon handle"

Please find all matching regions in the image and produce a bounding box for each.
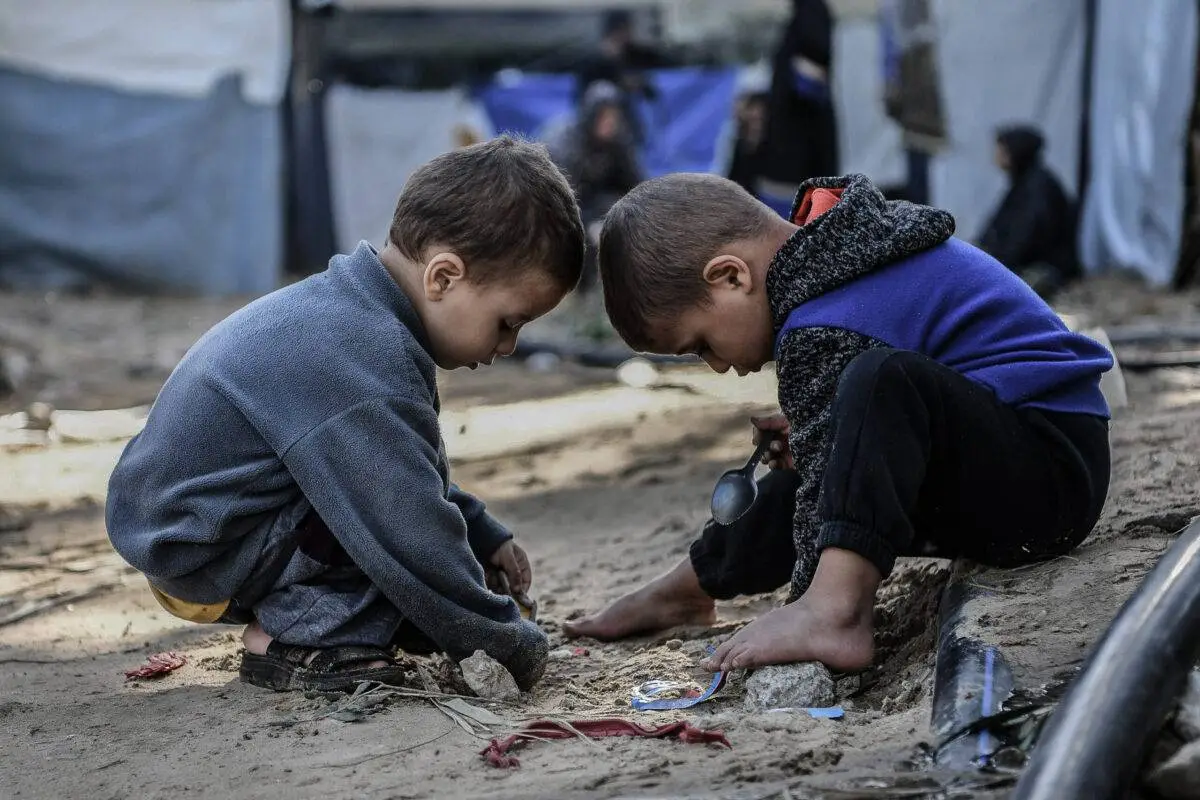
[741,434,776,475]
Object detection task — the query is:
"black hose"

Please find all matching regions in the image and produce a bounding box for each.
[1013,518,1200,799]
[931,577,1016,767]
[1117,350,1200,371]
[1104,323,1200,346]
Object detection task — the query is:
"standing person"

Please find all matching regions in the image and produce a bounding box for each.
[880,0,948,205]
[978,126,1081,299]
[757,0,840,218]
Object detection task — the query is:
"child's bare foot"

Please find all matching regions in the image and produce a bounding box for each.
[701,548,880,673]
[564,558,716,640]
[241,620,388,668]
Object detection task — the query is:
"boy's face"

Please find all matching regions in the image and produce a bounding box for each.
[648,258,775,376]
[419,255,567,370]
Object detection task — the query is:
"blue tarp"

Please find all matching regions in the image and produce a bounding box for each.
[0,67,282,295]
[477,67,739,177]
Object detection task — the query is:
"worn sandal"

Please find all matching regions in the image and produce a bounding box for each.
[240,641,408,692]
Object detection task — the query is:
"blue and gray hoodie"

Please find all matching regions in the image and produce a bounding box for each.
[768,174,1113,597]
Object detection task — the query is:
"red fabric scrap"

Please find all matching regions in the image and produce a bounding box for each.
[124,651,187,681]
[480,718,731,768]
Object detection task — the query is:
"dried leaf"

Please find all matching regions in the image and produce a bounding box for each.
[124,651,187,680]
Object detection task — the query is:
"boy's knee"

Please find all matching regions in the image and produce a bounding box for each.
[835,348,921,400]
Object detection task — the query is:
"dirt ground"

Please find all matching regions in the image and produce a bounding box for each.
[1,277,1199,800]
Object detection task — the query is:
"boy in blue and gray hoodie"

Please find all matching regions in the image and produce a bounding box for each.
[107,137,585,692]
[567,173,1111,675]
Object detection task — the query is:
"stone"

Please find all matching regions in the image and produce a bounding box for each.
[615,357,660,389]
[525,352,561,374]
[24,402,54,432]
[460,650,519,701]
[1175,669,1200,741]
[1147,739,1200,799]
[743,662,836,712]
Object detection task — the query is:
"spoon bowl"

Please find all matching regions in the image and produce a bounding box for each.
[710,435,774,525]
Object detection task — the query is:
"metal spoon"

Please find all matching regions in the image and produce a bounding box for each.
[710,435,775,525]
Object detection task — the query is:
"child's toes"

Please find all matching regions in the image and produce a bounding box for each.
[702,639,735,670]
[727,642,756,670]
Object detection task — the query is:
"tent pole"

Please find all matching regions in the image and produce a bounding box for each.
[1076,0,1097,198]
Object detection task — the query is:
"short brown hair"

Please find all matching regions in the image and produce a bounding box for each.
[390,136,585,288]
[599,173,775,350]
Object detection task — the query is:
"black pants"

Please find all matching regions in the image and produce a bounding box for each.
[691,349,1111,599]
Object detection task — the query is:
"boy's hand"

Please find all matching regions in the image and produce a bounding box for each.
[752,414,794,470]
[489,540,532,595]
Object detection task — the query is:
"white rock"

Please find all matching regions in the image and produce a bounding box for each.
[460,649,520,701]
[1147,739,1200,799]
[616,357,660,389]
[743,662,836,712]
[548,646,575,661]
[525,352,561,373]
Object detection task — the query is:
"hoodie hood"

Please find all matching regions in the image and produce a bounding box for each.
[765,174,957,329]
[997,126,1045,175]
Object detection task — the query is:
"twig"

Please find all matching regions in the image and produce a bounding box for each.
[0,583,119,627]
[366,681,516,706]
[321,725,455,768]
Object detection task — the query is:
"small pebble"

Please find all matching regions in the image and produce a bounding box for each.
[526,352,561,373]
[665,639,683,651]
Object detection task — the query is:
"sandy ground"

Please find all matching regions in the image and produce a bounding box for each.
[1,278,1199,800]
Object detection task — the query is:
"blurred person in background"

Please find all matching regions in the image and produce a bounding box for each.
[880,0,947,206]
[978,125,1080,299]
[727,92,770,196]
[757,0,839,217]
[547,81,643,294]
[576,10,668,147]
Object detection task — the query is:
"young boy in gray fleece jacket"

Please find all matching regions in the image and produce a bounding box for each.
[106,137,585,692]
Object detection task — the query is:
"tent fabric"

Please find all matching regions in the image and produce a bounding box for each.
[1080,0,1198,285]
[0,0,290,105]
[0,67,282,295]
[928,0,1085,246]
[324,85,495,252]
[830,17,906,186]
[478,67,739,177]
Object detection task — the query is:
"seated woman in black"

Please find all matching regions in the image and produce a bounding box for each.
[978,125,1080,298]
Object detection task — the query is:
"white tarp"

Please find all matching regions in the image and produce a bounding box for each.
[0,68,283,295]
[1080,0,1198,285]
[927,0,1085,242]
[0,0,290,105]
[325,86,495,251]
[832,15,906,187]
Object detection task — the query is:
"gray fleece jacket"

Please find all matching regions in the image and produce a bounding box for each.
[106,242,548,688]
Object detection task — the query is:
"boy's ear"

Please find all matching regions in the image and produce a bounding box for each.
[701,254,753,293]
[422,252,467,300]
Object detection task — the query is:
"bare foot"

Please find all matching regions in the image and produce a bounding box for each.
[241,620,387,668]
[564,558,716,640]
[701,548,881,673]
